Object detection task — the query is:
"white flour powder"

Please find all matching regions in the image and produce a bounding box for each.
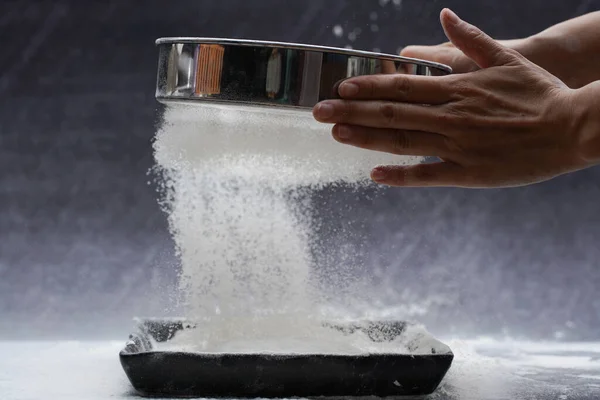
[153,103,425,353]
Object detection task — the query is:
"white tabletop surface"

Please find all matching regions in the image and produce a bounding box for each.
[1,339,599,400]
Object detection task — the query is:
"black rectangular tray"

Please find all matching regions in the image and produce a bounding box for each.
[120,318,453,398]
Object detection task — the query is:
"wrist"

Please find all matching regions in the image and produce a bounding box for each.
[508,35,555,72]
[525,30,593,89]
[511,33,583,89]
[572,82,600,164]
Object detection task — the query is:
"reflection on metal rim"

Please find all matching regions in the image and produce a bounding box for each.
[155,37,452,110]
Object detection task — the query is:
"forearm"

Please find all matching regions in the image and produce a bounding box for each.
[521,12,600,88]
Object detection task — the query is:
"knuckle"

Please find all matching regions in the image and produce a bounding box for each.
[443,101,472,124]
[379,103,398,126]
[367,78,377,98]
[392,130,411,153]
[360,130,375,147]
[448,104,467,118]
[437,107,462,126]
[412,166,435,181]
[392,76,412,98]
[453,80,476,98]
[469,27,487,42]
[473,31,486,43]
[502,47,519,58]
[503,47,524,63]
[340,101,353,120]
[443,137,466,158]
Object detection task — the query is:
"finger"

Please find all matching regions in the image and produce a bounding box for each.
[332,124,452,158]
[370,162,467,187]
[337,74,453,104]
[401,43,477,74]
[380,60,397,74]
[400,43,454,64]
[313,100,448,134]
[440,8,520,69]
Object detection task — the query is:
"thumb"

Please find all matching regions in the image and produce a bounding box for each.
[440,8,519,69]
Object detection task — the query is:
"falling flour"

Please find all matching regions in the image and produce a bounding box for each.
[153,103,428,353]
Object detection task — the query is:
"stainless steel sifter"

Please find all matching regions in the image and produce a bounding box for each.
[155,38,452,109]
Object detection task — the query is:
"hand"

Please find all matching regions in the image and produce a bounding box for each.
[400,38,528,75]
[312,9,595,188]
[400,11,600,89]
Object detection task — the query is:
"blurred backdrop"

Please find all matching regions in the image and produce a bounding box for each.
[1,0,600,340]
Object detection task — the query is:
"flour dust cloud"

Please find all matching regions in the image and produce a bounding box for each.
[153,103,422,351]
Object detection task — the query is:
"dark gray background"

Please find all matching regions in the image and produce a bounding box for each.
[1,0,599,340]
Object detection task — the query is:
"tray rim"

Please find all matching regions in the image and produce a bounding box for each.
[120,349,455,359]
[119,317,455,358]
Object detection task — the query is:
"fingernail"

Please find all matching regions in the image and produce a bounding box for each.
[371,167,387,181]
[335,125,353,140]
[315,102,334,120]
[339,82,359,97]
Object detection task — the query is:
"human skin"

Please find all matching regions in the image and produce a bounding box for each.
[312,9,600,188]
[401,11,600,90]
